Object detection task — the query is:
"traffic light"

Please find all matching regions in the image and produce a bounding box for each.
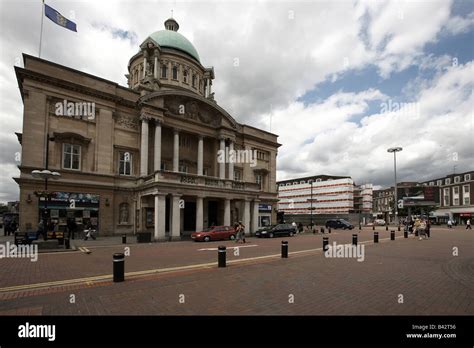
[397,199,404,209]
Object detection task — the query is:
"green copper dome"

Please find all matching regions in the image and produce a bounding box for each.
[148,30,200,62]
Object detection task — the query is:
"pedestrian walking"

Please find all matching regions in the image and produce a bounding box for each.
[234,222,242,243]
[83,221,96,241]
[240,221,246,243]
[466,219,472,230]
[447,220,452,229]
[67,218,77,240]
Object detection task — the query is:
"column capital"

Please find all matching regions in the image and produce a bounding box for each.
[140,114,151,122]
[154,118,162,126]
[153,191,167,197]
[171,193,182,198]
[173,127,180,135]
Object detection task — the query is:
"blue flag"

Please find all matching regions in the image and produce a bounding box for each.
[44,4,77,32]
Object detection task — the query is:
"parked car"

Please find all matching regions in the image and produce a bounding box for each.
[325,219,354,230]
[374,219,386,226]
[255,224,296,238]
[191,225,236,242]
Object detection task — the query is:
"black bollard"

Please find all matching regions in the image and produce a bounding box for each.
[372,225,375,231]
[404,230,408,238]
[386,225,388,231]
[390,230,395,240]
[281,241,288,258]
[323,237,329,252]
[320,227,325,234]
[122,234,127,244]
[65,238,70,249]
[359,224,362,231]
[218,245,226,267]
[374,231,379,243]
[113,253,125,282]
[398,225,401,232]
[328,227,331,234]
[352,234,357,246]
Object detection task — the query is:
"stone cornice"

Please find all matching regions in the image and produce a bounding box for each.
[15,66,138,108]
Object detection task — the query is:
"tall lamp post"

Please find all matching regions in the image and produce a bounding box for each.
[31,134,60,239]
[307,180,316,232]
[387,147,402,225]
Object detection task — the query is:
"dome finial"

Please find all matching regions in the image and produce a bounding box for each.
[164,17,179,32]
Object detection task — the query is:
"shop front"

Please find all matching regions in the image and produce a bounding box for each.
[258,204,272,227]
[38,192,100,235]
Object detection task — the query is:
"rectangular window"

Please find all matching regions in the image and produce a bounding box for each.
[234,170,241,181]
[463,185,470,194]
[454,198,459,205]
[161,162,167,171]
[437,180,442,186]
[203,168,209,176]
[443,188,450,206]
[445,178,451,185]
[453,186,459,195]
[192,75,196,88]
[179,163,188,173]
[63,144,80,170]
[172,66,178,80]
[119,152,132,176]
[183,70,188,83]
[161,65,167,78]
[464,196,470,205]
[256,174,262,185]
[465,174,471,181]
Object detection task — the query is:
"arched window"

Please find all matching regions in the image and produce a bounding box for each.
[192,74,196,88]
[183,70,188,83]
[161,65,167,78]
[172,66,178,80]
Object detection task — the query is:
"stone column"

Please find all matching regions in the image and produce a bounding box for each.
[219,137,226,179]
[171,194,181,240]
[206,78,210,97]
[224,199,231,226]
[173,129,179,172]
[143,57,147,78]
[154,193,166,241]
[140,116,149,176]
[243,200,251,236]
[196,196,204,232]
[197,135,204,176]
[154,120,161,172]
[154,56,158,79]
[252,200,260,234]
[228,140,234,180]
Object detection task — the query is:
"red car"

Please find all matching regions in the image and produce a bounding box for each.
[191,226,236,242]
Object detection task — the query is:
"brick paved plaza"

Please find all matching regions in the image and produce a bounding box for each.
[0,226,473,315]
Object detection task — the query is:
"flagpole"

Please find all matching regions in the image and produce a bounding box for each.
[39,0,45,58]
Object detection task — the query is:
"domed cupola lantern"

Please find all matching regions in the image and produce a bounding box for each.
[127,17,215,99]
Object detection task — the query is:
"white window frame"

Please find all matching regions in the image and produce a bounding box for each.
[429,182,434,186]
[454,176,460,183]
[465,174,471,181]
[62,143,81,170]
[119,151,132,176]
[437,180,442,186]
[443,188,450,206]
[445,178,451,185]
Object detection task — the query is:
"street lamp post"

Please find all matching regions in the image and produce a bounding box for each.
[387,147,402,226]
[31,134,60,239]
[310,181,313,230]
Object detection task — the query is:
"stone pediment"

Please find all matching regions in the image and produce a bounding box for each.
[164,96,221,127]
[138,90,238,129]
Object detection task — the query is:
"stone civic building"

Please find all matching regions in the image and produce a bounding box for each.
[14,18,280,239]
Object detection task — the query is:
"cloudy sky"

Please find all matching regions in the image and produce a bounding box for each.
[0,0,473,202]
